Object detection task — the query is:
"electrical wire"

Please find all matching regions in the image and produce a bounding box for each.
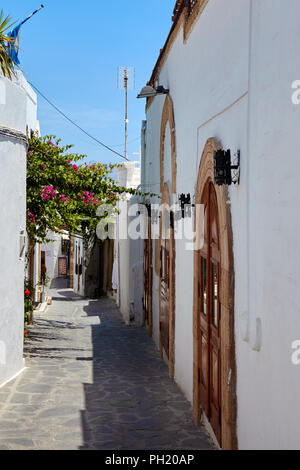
[28,81,128,160]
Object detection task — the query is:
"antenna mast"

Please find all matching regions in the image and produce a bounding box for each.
[124,68,128,161]
[118,66,134,162]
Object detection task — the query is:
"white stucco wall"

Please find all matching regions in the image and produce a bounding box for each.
[115,162,141,323]
[41,232,69,286]
[143,0,300,449]
[234,0,300,450]
[0,72,37,386]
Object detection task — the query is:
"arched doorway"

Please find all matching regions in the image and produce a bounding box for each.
[193,138,237,449]
[197,180,221,443]
[159,183,175,378]
[143,212,153,336]
[157,95,177,378]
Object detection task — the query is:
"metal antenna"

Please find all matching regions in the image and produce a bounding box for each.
[118,66,135,161]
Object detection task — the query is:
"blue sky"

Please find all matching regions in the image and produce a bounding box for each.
[2,0,175,164]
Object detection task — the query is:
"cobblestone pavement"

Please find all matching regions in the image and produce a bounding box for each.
[0,280,214,450]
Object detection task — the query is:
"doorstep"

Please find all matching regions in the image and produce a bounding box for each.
[34,297,50,315]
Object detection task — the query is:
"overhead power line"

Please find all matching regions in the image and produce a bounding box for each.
[110,136,140,148]
[28,81,128,160]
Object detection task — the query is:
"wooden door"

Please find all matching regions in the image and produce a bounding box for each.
[143,220,153,334]
[160,212,170,358]
[198,182,221,444]
[58,257,67,276]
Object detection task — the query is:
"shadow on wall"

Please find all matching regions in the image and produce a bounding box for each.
[84,239,114,299]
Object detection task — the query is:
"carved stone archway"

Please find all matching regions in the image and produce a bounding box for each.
[160,95,177,194]
[193,138,237,450]
[158,94,177,378]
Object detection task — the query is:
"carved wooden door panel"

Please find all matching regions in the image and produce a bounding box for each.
[198,182,221,444]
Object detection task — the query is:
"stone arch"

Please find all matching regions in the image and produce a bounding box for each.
[193,138,237,450]
[160,95,177,194]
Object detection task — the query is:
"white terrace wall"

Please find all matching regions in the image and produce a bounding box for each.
[41,232,69,286]
[143,0,300,450]
[0,72,37,386]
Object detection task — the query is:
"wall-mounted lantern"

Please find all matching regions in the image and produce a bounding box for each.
[214,149,240,186]
[145,203,152,218]
[137,85,169,99]
[19,230,26,259]
[178,193,195,218]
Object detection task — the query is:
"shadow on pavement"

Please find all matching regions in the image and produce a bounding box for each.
[78,298,213,451]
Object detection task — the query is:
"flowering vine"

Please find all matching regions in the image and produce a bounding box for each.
[26,134,137,244]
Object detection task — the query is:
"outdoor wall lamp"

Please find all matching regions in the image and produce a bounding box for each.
[214,149,240,186]
[178,193,195,219]
[137,85,169,99]
[137,203,152,218]
[145,203,152,218]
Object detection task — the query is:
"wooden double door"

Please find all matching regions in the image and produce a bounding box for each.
[143,221,153,335]
[197,182,222,444]
[159,199,175,369]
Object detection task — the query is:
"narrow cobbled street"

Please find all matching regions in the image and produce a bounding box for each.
[0,281,214,450]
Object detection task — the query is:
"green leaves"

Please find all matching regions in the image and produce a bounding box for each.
[0,10,17,79]
[27,134,123,244]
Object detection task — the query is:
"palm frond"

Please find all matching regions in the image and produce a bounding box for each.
[0,10,17,80]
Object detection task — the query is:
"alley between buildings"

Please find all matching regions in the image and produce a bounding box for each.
[0,280,214,450]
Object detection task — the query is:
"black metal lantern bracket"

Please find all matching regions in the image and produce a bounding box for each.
[178,193,195,219]
[214,149,240,186]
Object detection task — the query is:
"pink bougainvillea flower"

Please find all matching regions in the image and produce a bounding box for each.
[27,211,36,224]
[41,186,56,201]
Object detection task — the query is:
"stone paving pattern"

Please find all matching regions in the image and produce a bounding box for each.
[0,281,214,450]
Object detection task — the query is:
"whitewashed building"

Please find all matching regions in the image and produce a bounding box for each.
[0,70,37,386]
[138,0,300,450]
[114,161,142,324]
[40,231,70,287]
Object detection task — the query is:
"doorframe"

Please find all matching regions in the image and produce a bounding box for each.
[158,95,177,378]
[193,138,237,450]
